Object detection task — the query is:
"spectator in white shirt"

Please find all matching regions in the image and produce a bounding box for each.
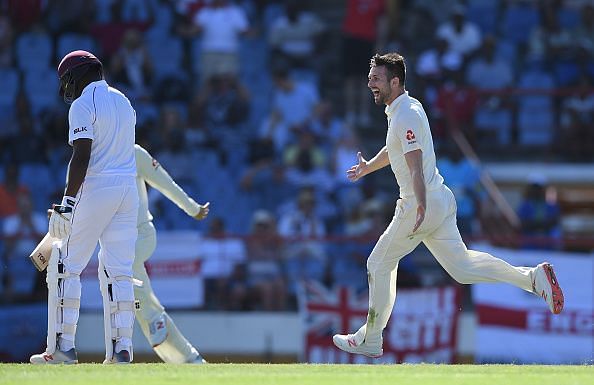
[269,0,325,69]
[436,4,481,57]
[193,0,249,80]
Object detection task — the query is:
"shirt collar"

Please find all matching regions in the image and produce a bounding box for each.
[384,90,409,118]
[81,80,107,95]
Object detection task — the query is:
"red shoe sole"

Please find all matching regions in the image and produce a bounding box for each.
[543,264,564,314]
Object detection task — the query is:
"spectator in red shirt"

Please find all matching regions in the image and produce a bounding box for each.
[0,163,29,219]
[434,68,479,143]
[342,0,387,127]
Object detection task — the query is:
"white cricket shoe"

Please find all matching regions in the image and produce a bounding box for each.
[149,314,168,347]
[532,262,564,314]
[332,334,383,358]
[30,348,78,364]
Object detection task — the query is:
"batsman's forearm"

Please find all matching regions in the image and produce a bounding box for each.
[367,146,390,173]
[411,170,427,208]
[64,152,89,197]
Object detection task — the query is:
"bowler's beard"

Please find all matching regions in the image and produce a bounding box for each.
[375,88,391,105]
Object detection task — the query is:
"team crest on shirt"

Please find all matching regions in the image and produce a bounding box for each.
[406,129,416,144]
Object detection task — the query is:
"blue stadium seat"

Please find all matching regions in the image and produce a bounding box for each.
[19,164,53,210]
[558,7,579,29]
[474,107,513,145]
[0,69,19,109]
[148,37,184,80]
[554,61,579,86]
[500,4,540,45]
[24,68,59,114]
[518,109,554,146]
[16,31,52,71]
[467,3,498,34]
[57,33,97,61]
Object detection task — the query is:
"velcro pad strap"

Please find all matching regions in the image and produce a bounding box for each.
[59,298,81,309]
[60,323,77,335]
[112,327,133,338]
[110,301,135,313]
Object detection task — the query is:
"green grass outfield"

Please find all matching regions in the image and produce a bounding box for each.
[1,363,592,385]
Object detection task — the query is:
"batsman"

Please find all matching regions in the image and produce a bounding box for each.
[30,50,139,364]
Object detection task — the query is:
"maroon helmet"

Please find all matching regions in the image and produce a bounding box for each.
[57,50,103,104]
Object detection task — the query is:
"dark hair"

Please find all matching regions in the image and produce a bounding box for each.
[370,53,406,86]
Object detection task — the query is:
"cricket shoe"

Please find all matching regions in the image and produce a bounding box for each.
[332,334,383,358]
[532,262,564,314]
[103,349,131,364]
[30,348,78,364]
[149,313,168,347]
[188,355,207,364]
[103,341,132,364]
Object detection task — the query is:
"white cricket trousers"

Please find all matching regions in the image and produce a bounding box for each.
[357,184,535,346]
[133,222,201,363]
[58,175,138,349]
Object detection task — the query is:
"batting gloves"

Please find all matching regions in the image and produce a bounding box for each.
[49,196,76,239]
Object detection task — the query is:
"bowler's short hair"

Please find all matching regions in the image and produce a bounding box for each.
[370,53,406,86]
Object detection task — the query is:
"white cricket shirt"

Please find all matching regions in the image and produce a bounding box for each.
[135,145,200,226]
[385,91,444,198]
[68,80,136,177]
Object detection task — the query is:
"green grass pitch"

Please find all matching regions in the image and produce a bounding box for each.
[1,363,592,385]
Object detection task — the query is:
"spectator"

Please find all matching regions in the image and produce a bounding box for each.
[0,163,29,219]
[466,36,514,145]
[436,4,481,57]
[416,37,462,108]
[310,101,345,154]
[272,67,320,128]
[283,128,333,193]
[192,0,249,80]
[196,73,250,129]
[341,0,387,127]
[517,178,561,250]
[529,6,572,59]
[245,210,287,311]
[6,115,46,164]
[200,217,248,310]
[571,4,594,56]
[6,0,45,32]
[278,187,326,240]
[110,29,154,99]
[268,0,325,69]
[438,144,481,236]
[558,75,594,160]
[44,0,95,34]
[1,194,46,300]
[0,12,14,68]
[433,67,479,141]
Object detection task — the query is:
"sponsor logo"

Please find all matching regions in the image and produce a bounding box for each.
[73,127,88,134]
[406,129,416,141]
[152,158,161,170]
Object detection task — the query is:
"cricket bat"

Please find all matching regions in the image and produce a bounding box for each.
[29,233,57,271]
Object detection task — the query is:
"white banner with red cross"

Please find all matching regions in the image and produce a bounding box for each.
[299,282,461,364]
[472,244,594,364]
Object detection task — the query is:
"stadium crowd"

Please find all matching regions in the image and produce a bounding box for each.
[0,0,592,310]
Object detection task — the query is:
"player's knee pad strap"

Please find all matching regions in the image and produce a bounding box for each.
[46,244,80,354]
